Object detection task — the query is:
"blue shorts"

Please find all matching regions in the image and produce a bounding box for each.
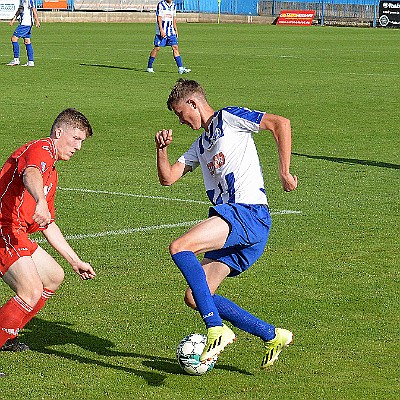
[204,203,272,277]
[153,34,178,47]
[14,25,32,39]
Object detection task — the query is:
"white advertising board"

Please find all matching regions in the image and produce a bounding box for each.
[0,0,19,20]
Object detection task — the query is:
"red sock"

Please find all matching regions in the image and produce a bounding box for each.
[20,288,55,330]
[0,296,33,347]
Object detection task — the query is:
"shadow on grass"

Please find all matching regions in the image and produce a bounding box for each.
[79,63,177,74]
[292,152,400,169]
[21,318,252,385]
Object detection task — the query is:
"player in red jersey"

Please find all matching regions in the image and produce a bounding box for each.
[0,109,96,367]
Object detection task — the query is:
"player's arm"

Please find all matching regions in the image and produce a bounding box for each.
[32,5,40,28]
[155,129,191,186]
[157,15,166,37]
[42,222,96,280]
[260,113,298,192]
[9,5,22,25]
[173,17,178,37]
[22,166,52,227]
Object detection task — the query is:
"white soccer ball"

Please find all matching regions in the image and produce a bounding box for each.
[176,333,217,375]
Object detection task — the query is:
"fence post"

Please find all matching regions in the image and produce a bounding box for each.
[321,0,325,26]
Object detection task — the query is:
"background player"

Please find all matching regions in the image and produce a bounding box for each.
[155,79,297,368]
[146,0,191,74]
[7,0,40,67]
[0,109,96,362]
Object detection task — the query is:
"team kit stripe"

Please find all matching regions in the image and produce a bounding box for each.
[13,295,33,313]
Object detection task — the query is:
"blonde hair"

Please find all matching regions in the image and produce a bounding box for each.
[167,79,207,111]
[51,108,93,137]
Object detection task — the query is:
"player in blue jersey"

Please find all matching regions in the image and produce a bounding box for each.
[147,0,191,74]
[7,0,40,67]
[155,79,298,368]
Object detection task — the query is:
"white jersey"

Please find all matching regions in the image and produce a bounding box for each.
[18,0,35,26]
[178,107,268,206]
[155,1,176,36]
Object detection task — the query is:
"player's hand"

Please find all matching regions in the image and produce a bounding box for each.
[160,30,167,38]
[32,199,52,228]
[9,18,15,26]
[72,260,96,280]
[280,173,298,192]
[155,129,173,150]
[36,21,40,28]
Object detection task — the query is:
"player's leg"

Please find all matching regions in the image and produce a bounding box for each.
[170,216,235,360]
[1,246,64,351]
[0,257,43,348]
[147,46,160,72]
[170,216,229,329]
[7,35,20,66]
[148,34,165,72]
[205,203,293,367]
[171,44,190,74]
[18,245,64,329]
[23,37,34,67]
[185,258,276,342]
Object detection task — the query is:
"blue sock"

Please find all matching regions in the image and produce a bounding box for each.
[213,294,275,341]
[147,56,155,68]
[174,55,183,68]
[12,42,20,58]
[25,43,34,61]
[171,251,222,328]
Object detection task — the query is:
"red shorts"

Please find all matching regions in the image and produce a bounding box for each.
[0,230,38,276]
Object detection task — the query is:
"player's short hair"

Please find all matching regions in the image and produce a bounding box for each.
[51,108,93,137]
[167,79,207,111]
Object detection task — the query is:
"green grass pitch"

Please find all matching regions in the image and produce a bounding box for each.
[0,21,399,399]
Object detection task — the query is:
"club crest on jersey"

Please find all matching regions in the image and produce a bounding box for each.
[206,127,224,148]
[41,161,46,172]
[207,152,225,176]
[44,183,53,196]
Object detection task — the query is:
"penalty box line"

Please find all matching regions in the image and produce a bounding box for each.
[41,187,301,242]
[58,187,303,214]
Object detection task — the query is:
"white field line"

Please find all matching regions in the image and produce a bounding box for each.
[58,187,209,205]
[37,187,301,242]
[35,221,202,243]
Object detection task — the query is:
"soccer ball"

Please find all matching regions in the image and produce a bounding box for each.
[176,333,217,375]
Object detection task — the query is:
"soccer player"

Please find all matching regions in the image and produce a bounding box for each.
[155,79,298,368]
[146,0,191,74]
[7,0,40,67]
[0,108,96,364]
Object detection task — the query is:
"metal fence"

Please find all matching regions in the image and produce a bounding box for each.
[258,0,376,19]
[33,0,380,24]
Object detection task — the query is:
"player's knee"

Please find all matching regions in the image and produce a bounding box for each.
[17,284,43,308]
[47,265,64,291]
[184,288,196,309]
[169,239,182,256]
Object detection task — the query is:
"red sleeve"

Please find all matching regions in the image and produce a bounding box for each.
[15,139,57,176]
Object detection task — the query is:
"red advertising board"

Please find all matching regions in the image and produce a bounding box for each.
[277,10,316,26]
[42,0,68,9]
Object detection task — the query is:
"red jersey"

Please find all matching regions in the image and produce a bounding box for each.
[0,138,58,234]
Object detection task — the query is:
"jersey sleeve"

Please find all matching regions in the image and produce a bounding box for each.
[156,2,162,16]
[177,138,200,171]
[16,140,56,177]
[223,107,265,133]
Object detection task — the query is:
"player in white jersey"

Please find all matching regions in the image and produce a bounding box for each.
[7,0,40,67]
[146,0,191,74]
[155,79,298,368]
